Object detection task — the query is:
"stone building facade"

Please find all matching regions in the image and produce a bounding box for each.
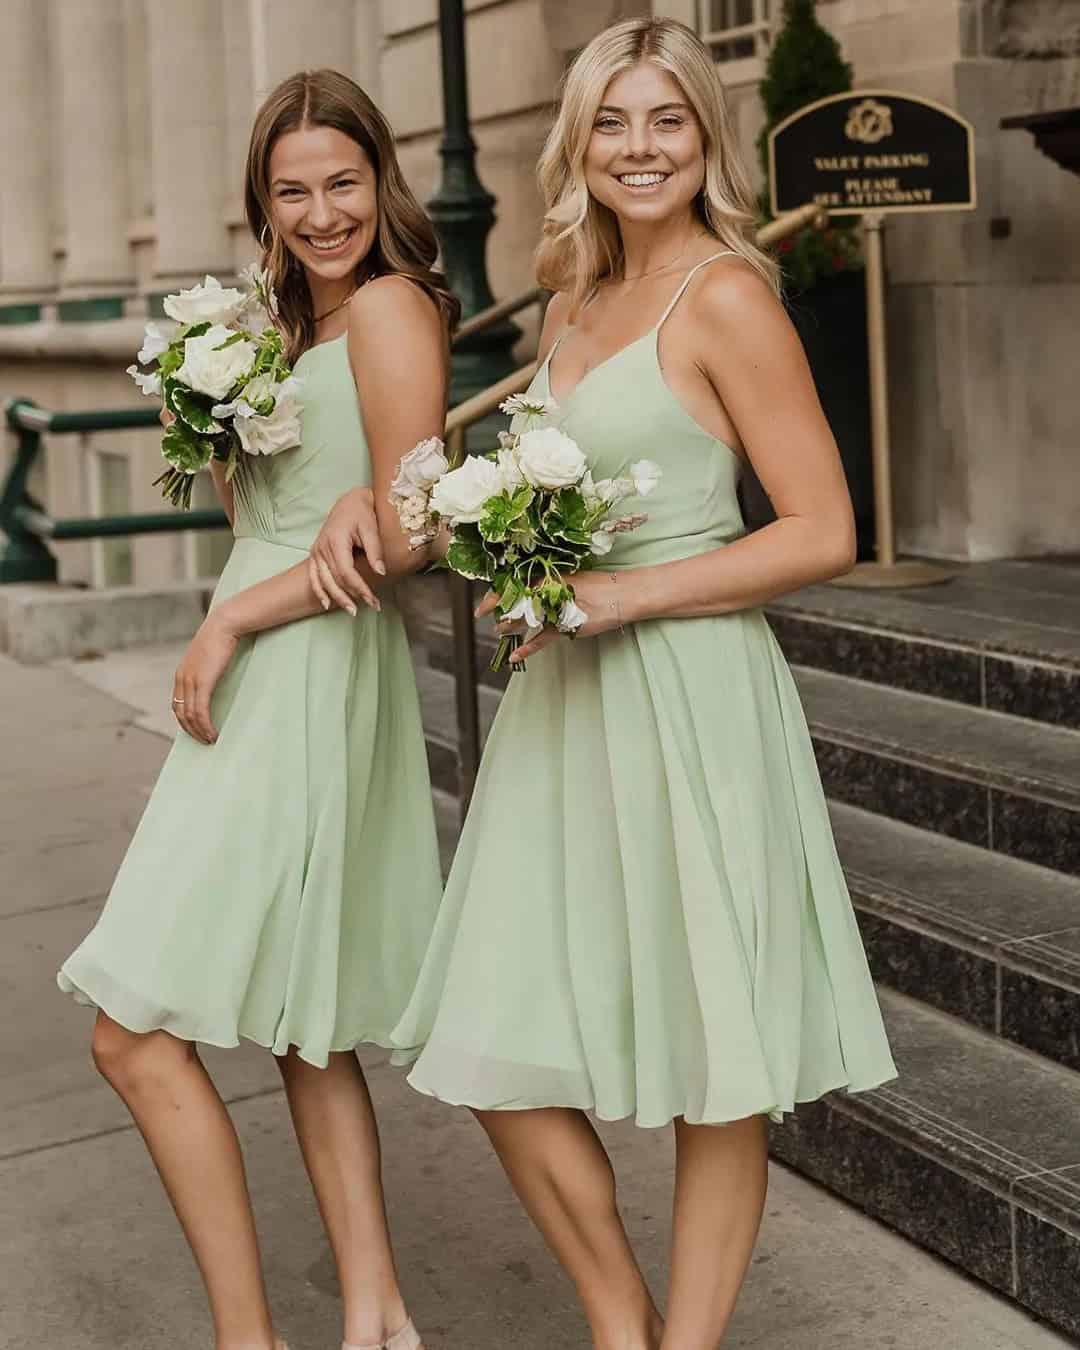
[0,0,1076,586]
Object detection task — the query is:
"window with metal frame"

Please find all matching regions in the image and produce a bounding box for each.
[699,0,772,64]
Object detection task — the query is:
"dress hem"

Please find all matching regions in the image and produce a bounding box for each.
[397,1060,900,1130]
[57,969,400,1070]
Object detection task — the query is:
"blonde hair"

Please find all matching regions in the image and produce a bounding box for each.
[245,69,460,365]
[536,18,779,311]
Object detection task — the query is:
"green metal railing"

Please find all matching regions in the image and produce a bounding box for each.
[0,398,229,583]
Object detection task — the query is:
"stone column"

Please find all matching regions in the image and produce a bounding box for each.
[0,0,56,310]
[147,0,232,292]
[253,0,355,104]
[53,0,133,310]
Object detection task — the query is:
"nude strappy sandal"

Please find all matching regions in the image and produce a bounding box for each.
[343,1318,423,1350]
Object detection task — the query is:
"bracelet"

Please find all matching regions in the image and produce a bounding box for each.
[608,572,625,635]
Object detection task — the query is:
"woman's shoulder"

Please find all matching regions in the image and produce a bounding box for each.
[537,290,573,362]
[348,272,442,337]
[690,251,782,329]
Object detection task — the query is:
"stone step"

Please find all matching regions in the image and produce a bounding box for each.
[766,565,1080,731]
[417,662,502,800]
[770,987,1080,1341]
[832,803,1080,1071]
[798,666,1080,877]
[0,580,214,663]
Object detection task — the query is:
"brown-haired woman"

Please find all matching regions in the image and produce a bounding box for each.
[58,70,453,1350]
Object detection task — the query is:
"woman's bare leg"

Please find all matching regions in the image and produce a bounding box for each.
[277,1049,410,1347]
[475,1107,663,1350]
[91,1012,277,1350]
[660,1115,768,1349]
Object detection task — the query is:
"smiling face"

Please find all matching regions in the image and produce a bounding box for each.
[584,61,706,229]
[267,124,378,289]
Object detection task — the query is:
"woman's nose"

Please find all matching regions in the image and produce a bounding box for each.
[306,192,337,230]
[624,121,657,158]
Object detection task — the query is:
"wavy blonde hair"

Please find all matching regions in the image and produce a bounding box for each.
[245,69,460,365]
[536,18,779,311]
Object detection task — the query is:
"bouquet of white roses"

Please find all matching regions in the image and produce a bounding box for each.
[389,396,660,671]
[127,268,301,510]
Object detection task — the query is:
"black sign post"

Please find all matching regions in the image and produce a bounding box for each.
[768,93,976,587]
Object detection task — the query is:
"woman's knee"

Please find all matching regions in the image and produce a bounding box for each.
[91,1014,193,1092]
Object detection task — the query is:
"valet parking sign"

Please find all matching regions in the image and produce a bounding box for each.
[768,91,976,216]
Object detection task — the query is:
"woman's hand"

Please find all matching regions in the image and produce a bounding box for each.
[478,570,628,664]
[308,487,387,614]
[171,614,239,744]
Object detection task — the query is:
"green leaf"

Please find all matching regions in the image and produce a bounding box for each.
[158,342,186,379]
[179,321,212,341]
[446,530,493,582]
[171,385,221,434]
[161,417,214,474]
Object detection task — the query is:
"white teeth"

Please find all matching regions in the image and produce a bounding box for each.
[307,230,352,250]
[619,173,667,187]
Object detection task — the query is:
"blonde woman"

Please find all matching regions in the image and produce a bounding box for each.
[58,71,453,1350]
[390,19,896,1348]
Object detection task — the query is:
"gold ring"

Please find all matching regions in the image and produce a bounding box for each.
[172,698,185,705]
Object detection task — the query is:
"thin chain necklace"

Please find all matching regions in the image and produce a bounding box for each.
[608,232,709,286]
[313,271,374,325]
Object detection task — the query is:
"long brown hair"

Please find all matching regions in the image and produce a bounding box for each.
[245,69,460,363]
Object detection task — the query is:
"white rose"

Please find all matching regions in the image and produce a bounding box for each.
[630,459,662,497]
[516,427,587,490]
[137,321,171,365]
[392,437,449,499]
[127,364,162,398]
[235,394,302,456]
[504,594,544,632]
[176,325,257,402]
[163,275,247,327]
[557,597,589,633]
[497,445,526,491]
[589,529,614,556]
[429,454,505,524]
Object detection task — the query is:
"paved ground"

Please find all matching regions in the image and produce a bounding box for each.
[1,645,1074,1350]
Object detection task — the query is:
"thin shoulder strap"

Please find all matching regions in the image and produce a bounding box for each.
[656,250,740,330]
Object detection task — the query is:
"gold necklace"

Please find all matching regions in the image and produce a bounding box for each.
[313,271,375,324]
[313,289,357,324]
[610,233,708,285]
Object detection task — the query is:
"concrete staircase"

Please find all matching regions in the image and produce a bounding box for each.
[411,560,1080,1340]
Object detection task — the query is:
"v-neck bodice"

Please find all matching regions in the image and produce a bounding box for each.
[513,251,746,570]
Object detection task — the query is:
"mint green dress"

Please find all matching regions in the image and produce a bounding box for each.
[59,334,443,1066]
[392,255,896,1125]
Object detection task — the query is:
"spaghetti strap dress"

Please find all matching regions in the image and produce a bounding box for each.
[58,334,443,1067]
[392,254,897,1126]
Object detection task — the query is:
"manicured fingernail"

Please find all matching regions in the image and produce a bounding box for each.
[346,603,357,617]
[321,598,330,611]
[375,561,387,575]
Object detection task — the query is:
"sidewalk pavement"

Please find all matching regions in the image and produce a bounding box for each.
[0,645,1073,1350]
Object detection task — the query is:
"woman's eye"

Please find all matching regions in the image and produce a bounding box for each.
[657,117,684,129]
[333,179,358,190]
[277,188,303,198]
[594,118,622,131]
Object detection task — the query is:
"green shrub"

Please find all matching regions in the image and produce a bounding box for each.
[757,0,861,292]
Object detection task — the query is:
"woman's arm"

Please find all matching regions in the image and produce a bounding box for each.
[307,276,450,607]
[623,264,855,623]
[171,557,345,743]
